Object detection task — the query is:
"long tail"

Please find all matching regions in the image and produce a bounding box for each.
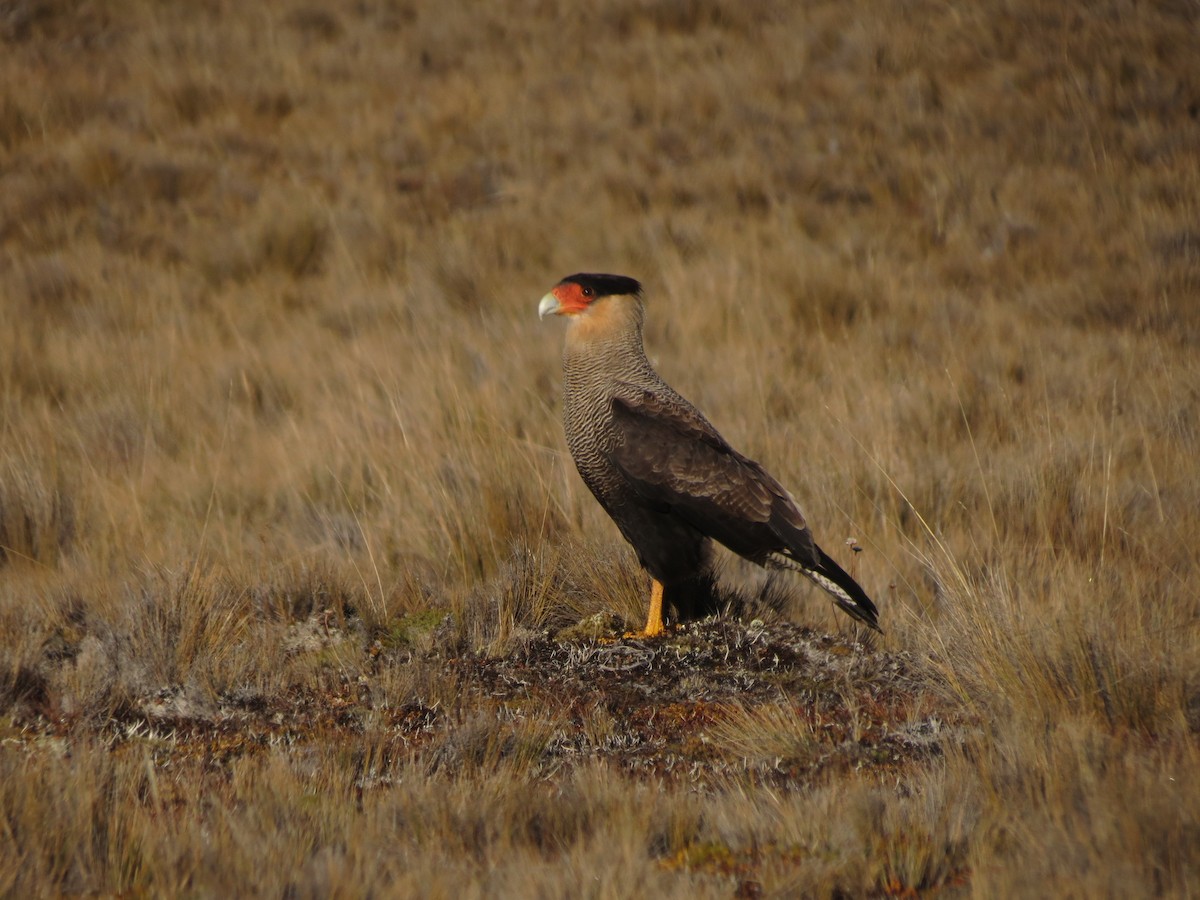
[793,546,882,632]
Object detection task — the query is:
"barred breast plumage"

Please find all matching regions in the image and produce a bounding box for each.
[559,304,715,595]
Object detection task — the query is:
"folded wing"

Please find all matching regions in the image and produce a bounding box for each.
[607,388,819,566]
[607,388,881,631]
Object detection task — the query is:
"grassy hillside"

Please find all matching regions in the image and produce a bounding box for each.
[2,0,1198,895]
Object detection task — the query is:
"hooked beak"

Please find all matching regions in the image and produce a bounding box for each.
[537,292,561,319]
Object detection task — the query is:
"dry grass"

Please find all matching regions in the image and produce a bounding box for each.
[2,0,1199,895]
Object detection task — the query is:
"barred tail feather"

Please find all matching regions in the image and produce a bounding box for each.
[793,547,882,632]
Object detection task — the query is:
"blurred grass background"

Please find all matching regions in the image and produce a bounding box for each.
[1,0,1198,895]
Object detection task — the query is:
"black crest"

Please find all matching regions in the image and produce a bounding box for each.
[560,273,642,298]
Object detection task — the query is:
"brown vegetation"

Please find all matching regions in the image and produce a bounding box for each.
[2,0,1198,895]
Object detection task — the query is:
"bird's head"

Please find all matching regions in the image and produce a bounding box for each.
[538,273,643,320]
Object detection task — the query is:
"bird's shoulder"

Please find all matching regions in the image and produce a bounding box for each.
[608,382,732,454]
[606,382,769,495]
[606,382,810,535]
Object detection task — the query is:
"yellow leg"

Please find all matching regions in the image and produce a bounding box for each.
[642,578,665,637]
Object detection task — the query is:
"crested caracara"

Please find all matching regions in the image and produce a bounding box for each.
[538,273,880,638]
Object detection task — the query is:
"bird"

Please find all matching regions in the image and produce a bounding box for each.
[538,272,880,638]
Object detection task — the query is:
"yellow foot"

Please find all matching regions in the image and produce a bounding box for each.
[622,578,666,638]
[622,626,667,639]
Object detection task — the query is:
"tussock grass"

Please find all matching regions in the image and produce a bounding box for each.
[0,453,77,568]
[2,0,1198,895]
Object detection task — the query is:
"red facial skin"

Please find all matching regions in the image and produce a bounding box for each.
[550,281,596,315]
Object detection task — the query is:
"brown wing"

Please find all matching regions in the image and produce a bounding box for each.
[607,387,820,567]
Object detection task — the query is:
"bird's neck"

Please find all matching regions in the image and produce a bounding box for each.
[562,296,657,383]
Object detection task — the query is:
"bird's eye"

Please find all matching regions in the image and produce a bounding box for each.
[581,286,594,298]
